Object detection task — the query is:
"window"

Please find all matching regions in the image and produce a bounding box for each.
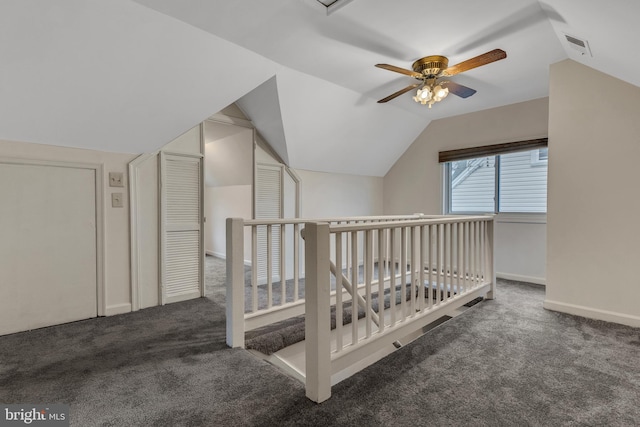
[445,148,548,214]
[449,156,496,213]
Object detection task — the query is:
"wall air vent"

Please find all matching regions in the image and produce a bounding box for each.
[564,33,593,57]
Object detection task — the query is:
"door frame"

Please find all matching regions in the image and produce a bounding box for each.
[128,152,155,311]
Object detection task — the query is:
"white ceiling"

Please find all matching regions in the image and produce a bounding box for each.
[1,1,639,176]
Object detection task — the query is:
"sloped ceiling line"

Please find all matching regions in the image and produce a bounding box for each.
[236,76,290,165]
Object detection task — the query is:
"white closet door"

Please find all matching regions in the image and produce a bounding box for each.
[255,164,283,283]
[0,161,97,335]
[160,152,203,304]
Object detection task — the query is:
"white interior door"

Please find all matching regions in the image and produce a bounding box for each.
[160,152,203,304]
[0,161,98,335]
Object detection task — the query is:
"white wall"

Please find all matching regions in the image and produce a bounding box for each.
[546,59,640,326]
[495,216,546,284]
[0,139,136,314]
[203,121,253,187]
[164,125,202,154]
[205,185,252,262]
[383,98,549,284]
[296,169,383,219]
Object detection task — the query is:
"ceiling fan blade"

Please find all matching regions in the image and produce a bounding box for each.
[375,64,422,79]
[441,81,477,98]
[377,83,420,103]
[441,49,507,76]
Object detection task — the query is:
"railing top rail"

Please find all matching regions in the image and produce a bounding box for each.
[327,215,494,233]
[242,214,444,226]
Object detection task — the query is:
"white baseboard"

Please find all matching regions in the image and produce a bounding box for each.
[544,299,640,328]
[206,250,251,266]
[496,272,546,286]
[105,303,132,316]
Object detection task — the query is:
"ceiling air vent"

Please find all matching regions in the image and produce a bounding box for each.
[564,33,593,57]
[315,0,355,15]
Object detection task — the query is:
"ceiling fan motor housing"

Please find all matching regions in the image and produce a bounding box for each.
[412,55,449,78]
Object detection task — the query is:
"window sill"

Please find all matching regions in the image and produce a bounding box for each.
[495,212,546,224]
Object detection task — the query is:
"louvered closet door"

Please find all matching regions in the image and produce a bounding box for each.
[161,152,203,304]
[256,164,282,284]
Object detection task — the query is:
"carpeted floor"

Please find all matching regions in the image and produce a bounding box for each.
[1,255,640,426]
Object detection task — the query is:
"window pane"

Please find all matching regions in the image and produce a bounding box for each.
[450,156,495,212]
[538,147,548,161]
[499,150,547,213]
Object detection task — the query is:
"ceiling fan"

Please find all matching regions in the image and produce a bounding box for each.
[375,49,507,108]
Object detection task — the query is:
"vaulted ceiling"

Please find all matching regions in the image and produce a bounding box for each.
[1,1,638,176]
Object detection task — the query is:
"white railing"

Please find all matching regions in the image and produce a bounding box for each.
[226,214,439,347]
[226,214,495,403]
[303,216,495,402]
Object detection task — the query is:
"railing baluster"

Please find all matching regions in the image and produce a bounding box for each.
[436,224,441,305]
[351,230,358,346]
[444,223,450,303]
[476,221,480,286]
[409,226,416,317]
[345,222,350,281]
[471,221,476,288]
[294,223,299,302]
[389,227,396,327]
[280,223,286,304]
[400,226,407,321]
[427,224,433,310]
[464,221,470,291]
[471,221,478,288]
[450,222,455,297]
[458,222,463,295]
[365,229,373,338]
[419,225,425,313]
[267,224,273,309]
[252,225,258,312]
[377,228,385,333]
[335,232,343,352]
[480,221,487,283]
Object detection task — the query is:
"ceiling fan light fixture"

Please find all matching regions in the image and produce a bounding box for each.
[434,85,449,100]
[412,86,432,104]
[414,81,448,107]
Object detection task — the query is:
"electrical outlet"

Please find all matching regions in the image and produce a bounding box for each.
[112,193,124,208]
[109,172,124,187]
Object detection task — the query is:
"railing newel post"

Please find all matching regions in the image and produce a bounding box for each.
[304,221,332,403]
[226,217,245,348]
[485,217,496,300]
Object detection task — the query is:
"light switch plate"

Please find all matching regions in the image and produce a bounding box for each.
[112,193,123,208]
[109,172,124,187]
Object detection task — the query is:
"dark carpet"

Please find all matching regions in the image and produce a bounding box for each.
[1,255,639,426]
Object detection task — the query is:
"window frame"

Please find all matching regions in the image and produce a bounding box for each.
[444,149,547,215]
[530,147,548,166]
